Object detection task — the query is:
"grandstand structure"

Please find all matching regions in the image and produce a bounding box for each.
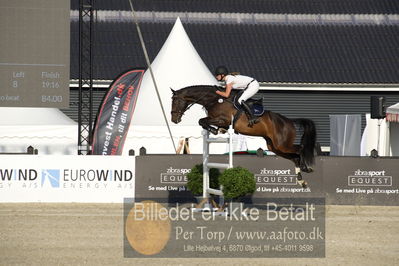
[66,0,399,147]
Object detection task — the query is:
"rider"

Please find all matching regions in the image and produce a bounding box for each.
[214,65,260,126]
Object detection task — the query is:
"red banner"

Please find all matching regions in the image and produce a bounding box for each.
[92,68,145,155]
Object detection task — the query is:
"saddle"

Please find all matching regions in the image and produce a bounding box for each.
[232,93,265,117]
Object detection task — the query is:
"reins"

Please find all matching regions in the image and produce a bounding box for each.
[172,91,214,114]
[171,86,237,117]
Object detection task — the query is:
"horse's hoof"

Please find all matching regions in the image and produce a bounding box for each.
[297,179,308,189]
[218,128,227,134]
[301,166,314,173]
[210,128,218,135]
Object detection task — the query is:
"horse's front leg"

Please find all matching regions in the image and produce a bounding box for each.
[199,117,218,134]
[199,117,229,135]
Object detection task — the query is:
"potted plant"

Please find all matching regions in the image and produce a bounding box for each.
[186,164,220,199]
[218,166,256,201]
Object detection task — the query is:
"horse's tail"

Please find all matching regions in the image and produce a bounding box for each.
[293,118,317,166]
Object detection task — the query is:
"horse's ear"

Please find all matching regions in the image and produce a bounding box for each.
[170,88,176,95]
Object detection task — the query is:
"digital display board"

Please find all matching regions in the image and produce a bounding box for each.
[0,0,70,107]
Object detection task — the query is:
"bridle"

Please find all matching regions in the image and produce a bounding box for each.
[171,92,211,116]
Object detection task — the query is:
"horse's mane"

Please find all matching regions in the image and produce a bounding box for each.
[177,84,240,100]
[179,85,223,92]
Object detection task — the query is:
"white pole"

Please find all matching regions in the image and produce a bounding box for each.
[377,119,382,155]
[342,114,348,156]
[228,120,234,168]
[202,129,209,199]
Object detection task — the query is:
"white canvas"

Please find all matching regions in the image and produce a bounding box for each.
[131,17,218,126]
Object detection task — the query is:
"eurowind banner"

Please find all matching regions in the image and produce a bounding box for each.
[92,68,145,155]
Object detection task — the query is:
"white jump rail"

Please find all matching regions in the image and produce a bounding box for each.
[197,121,234,212]
[202,128,234,198]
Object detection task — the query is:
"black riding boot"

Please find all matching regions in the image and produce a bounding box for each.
[241,101,259,127]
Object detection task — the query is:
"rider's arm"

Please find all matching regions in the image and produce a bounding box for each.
[216,82,233,98]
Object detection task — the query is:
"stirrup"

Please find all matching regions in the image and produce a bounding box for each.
[241,101,257,127]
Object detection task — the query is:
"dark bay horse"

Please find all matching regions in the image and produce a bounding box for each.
[171,85,316,188]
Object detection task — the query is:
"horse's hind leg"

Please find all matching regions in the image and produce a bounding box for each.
[280,153,308,188]
[292,157,308,188]
[265,139,308,188]
[284,155,308,188]
[300,160,313,173]
[285,144,313,173]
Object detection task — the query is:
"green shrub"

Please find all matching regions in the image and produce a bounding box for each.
[219,167,256,200]
[186,164,220,196]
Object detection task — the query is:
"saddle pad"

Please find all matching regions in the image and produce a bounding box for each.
[252,103,265,116]
[232,94,265,117]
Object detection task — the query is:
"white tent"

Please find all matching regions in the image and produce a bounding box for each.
[360,107,399,157]
[386,102,399,123]
[386,103,399,156]
[131,17,217,127]
[0,107,78,154]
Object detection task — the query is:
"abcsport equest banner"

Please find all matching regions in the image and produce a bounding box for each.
[92,68,145,155]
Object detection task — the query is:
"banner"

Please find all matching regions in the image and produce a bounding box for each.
[92,68,145,155]
[134,155,399,205]
[0,155,135,203]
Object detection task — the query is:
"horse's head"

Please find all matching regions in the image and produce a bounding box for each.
[171,88,189,124]
[171,85,222,123]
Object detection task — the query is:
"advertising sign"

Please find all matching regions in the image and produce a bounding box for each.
[234,156,324,198]
[92,68,145,155]
[0,155,135,203]
[135,155,398,205]
[135,155,199,202]
[323,157,399,205]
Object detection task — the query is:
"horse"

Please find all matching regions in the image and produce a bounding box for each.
[170,85,316,188]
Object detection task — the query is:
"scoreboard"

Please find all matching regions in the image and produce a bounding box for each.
[0,0,70,107]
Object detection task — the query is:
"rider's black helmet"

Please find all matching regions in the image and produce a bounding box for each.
[214,65,229,76]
